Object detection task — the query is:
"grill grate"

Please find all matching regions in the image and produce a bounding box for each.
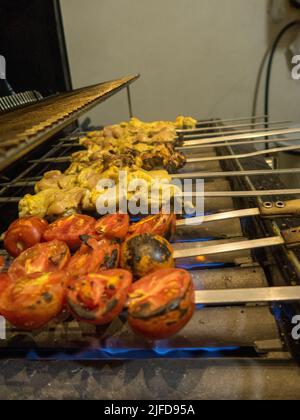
[0,75,139,174]
[0,111,299,360]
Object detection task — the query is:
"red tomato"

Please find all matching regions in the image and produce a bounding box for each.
[67,270,132,325]
[0,273,12,316]
[95,214,130,240]
[0,271,66,330]
[67,236,120,278]
[0,256,5,271]
[127,214,176,239]
[4,217,48,257]
[127,268,195,340]
[43,215,96,250]
[8,240,70,281]
[121,234,174,279]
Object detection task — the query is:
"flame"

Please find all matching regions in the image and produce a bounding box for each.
[196,255,206,262]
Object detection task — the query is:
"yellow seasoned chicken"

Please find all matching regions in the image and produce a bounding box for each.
[19,116,196,218]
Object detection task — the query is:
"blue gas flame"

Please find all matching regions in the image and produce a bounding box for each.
[26,345,241,361]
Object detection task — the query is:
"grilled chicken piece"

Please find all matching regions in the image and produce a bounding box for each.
[65,162,90,175]
[46,187,85,217]
[35,171,77,193]
[19,187,86,218]
[19,189,59,218]
[76,167,104,190]
[175,116,197,129]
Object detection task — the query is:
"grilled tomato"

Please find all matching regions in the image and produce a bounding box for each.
[43,214,96,250]
[121,234,174,279]
[67,270,132,325]
[0,273,12,316]
[127,268,195,340]
[0,271,66,330]
[95,214,130,240]
[4,217,48,257]
[67,236,120,278]
[8,240,70,281]
[127,214,176,239]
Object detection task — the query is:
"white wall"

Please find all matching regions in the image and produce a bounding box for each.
[60,0,300,125]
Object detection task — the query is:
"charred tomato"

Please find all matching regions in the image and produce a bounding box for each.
[8,240,70,281]
[127,214,176,240]
[121,234,174,279]
[95,214,130,240]
[67,236,120,278]
[4,217,48,257]
[67,270,132,325]
[43,214,96,250]
[0,271,66,330]
[128,268,195,340]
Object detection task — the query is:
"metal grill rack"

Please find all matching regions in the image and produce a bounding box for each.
[0,90,43,113]
[0,110,300,363]
[0,75,139,174]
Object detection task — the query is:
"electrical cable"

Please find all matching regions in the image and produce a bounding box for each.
[264,20,300,149]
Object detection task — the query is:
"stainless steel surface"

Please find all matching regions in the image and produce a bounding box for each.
[191,266,268,290]
[195,286,300,305]
[187,144,300,163]
[174,236,284,259]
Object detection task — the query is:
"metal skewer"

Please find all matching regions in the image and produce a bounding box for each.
[173,228,300,259]
[199,189,300,197]
[195,115,268,127]
[177,125,289,141]
[194,286,300,306]
[177,136,300,151]
[3,189,300,204]
[1,168,300,188]
[172,168,300,179]
[187,144,300,163]
[177,120,290,134]
[176,199,300,226]
[182,127,300,147]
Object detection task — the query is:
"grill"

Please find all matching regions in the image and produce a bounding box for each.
[1,75,300,372]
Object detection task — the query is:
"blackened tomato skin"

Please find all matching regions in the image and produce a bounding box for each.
[4,217,48,257]
[121,234,174,279]
[95,214,130,240]
[67,270,132,325]
[127,268,195,340]
[127,214,176,240]
[1,271,66,330]
[43,215,96,250]
[67,237,120,279]
[8,240,71,281]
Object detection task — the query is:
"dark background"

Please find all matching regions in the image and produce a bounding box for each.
[0,0,72,96]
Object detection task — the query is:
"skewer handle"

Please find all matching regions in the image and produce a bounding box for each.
[260,199,300,218]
